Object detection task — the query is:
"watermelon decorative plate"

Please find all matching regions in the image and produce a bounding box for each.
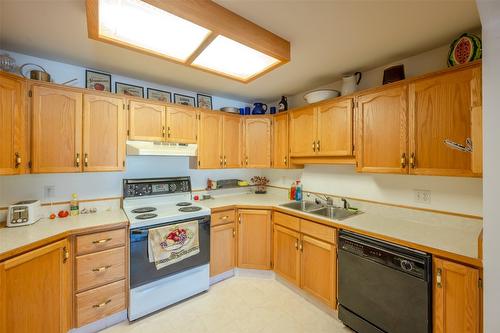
[448,33,482,67]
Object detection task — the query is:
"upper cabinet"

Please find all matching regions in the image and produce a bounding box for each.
[128,100,165,142]
[222,114,243,168]
[272,113,290,168]
[355,62,482,177]
[409,65,482,177]
[166,106,198,144]
[31,85,83,173]
[289,99,354,163]
[197,111,223,169]
[244,116,272,168]
[83,95,126,172]
[355,85,408,174]
[0,72,27,175]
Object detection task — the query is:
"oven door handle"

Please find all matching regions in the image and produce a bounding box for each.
[131,230,148,234]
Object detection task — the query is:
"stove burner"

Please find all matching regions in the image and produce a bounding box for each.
[135,213,158,220]
[179,206,202,212]
[176,202,192,207]
[132,207,157,214]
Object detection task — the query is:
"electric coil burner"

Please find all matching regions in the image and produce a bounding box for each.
[176,202,192,207]
[135,213,158,220]
[131,207,157,213]
[179,206,202,212]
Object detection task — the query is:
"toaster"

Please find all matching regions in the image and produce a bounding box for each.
[7,200,43,227]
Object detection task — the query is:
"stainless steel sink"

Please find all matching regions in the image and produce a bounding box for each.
[280,201,324,212]
[309,206,360,220]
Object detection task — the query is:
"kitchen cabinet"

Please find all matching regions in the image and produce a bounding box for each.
[197,111,223,168]
[243,117,272,168]
[83,94,126,171]
[273,224,300,286]
[289,99,353,161]
[0,72,27,175]
[355,84,408,174]
[433,257,480,333]
[272,113,290,168]
[222,114,243,168]
[0,239,71,333]
[128,100,166,142]
[409,65,482,177]
[210,222,237,277]
[31,85,83,173]
[166,106,198,143]
[237,209,272,270]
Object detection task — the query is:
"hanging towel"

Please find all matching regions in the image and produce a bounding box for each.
[148,220,200,270]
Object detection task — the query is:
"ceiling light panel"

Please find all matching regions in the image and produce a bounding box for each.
[192,35,280,80]
[98,0,211,61]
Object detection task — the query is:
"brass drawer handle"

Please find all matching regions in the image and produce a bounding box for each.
[92,238,112,244]
[92,265,112,272]
[93,299,112,308]
[220,216,228,220]
[436,268,442,288]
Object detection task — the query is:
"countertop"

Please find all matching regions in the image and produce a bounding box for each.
[0,209,128,261]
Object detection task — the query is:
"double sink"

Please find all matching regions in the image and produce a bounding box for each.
[280,201,360,221]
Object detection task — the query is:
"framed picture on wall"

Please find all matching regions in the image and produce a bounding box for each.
[147,88,172,102]
[197,93,213,110]
[85,70,112,92]
[174,93,196,107]
[115,82,144,97]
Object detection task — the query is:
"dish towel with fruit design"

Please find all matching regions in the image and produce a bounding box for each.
[148,220,200,270]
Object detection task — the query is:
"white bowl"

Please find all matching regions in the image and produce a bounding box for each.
[303,90,340,104]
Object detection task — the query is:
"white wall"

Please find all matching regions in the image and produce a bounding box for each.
[0,49,249,110]
[477,1,500,332]
[263,165,482,216]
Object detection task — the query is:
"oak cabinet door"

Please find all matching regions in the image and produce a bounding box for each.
[356,85,408,174]
[272,113,289,168]
[83,94,126,172]
[198,111,223,168]
[128,101,165,142]
[289,106,316,157]
[0,239,70,333]
[222,114,242,168]
[210,222,236,277]
[317,99,353,156]
[0,73,26,175]
[31,86,83,173]
[237,210,272,270]
[166,106,198,143]
[273,225,300,286]
[244,117,272,168]
[433,257,480,333]
[300,235,336,308]
[409,66,482,176]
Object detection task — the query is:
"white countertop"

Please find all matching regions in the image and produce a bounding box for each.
[0,209,128,259]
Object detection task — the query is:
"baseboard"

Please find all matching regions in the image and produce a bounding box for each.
[68,310,127,333]
[210,269,235,285]
[235,268,275,279]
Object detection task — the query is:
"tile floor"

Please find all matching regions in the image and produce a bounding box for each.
[103,276,353,333]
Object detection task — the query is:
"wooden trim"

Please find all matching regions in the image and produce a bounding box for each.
[290,156,355,165]
[185,32,219,64]
[478,230,483,260]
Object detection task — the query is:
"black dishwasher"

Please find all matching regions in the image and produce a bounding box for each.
[338,230,432,333]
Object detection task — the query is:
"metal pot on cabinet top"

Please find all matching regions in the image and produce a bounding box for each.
[19,63,51,82]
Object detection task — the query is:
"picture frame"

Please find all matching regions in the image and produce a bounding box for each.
[85,69,112,92]
[147,88,172,103]
[174,93,196,107]
[197,93,213,110]
[115,82,144,97]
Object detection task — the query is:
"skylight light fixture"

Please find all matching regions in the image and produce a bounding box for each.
[86,0,290,83]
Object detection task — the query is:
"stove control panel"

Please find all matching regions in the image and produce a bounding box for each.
[123,177,191,198]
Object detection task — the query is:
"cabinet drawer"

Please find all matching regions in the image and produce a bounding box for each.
[76,247,126,292]
[273,211,300,231]
[76,228,126,255]
[211,209,236,226]
[300,219,336,244]
[76,279,126,327]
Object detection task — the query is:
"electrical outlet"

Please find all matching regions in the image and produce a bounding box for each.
[414,189,431,204]
[44,185,56,200]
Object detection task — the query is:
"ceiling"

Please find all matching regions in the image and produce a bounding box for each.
[0,0,480,102]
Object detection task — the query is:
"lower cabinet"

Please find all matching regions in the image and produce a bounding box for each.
[273,212,337,308]
[433,257,480,333]
[0,239,71,333]
[237,209,272,270]
[210,221,237,277]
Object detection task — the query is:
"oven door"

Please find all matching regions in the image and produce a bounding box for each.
[130,215,210,289]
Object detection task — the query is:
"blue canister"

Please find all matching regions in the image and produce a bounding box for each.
[244,106,251,115]
[270,106,276,114]
[239,108,245,115]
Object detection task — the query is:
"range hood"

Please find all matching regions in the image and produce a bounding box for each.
[126,141,197,156]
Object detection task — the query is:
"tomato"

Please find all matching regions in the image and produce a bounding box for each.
[58,210,69,218]
[50,213,56,219]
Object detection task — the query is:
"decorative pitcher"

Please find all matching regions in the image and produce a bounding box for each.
[252,102,268,115]
[341,72,362,96]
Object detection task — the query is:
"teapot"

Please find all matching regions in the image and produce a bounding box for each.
[341,72,362,96]
[252,102,268,115]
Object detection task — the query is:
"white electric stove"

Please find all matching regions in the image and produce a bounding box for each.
[123,177,211,321]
